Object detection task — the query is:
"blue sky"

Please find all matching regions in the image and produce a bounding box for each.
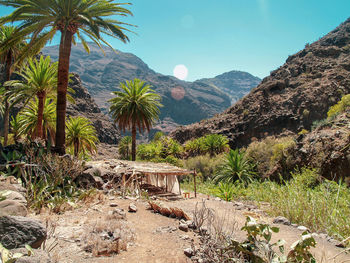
[0,0,349,80]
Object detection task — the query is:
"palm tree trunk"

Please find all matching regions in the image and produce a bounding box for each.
[3,51,12,146]
[55,30,73,155]
[74,139,79,157]
[36,92,45,139]
[131,123,136,161]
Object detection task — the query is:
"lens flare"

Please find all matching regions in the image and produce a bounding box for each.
[173,64,188,80]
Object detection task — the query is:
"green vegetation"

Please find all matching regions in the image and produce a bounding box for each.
[214,149,256,184]
[118,136,132,160]
[327,94,350,119]
[6,56,58,139]
[183,167,350,241]
[244,136,295,178]
[184,134,229,157]
[109,78,162,161]
[0,0,134,154]
[66,116,98,158]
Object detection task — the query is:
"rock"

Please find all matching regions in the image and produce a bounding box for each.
[0,200,27,216]
[184,248,194,257]
[109,203,118,207]
[0,216,46,249]
[291,223,298,227]
[128,203,137,213]
[273,216,291,225]
[179,223,189,232]
[111,208,126,219]
[11,248,52,263]
[214,197,221,201]
[0,181,26,195]
[180,235,190,240]
[1,190,27,206]
[297,226,309,232]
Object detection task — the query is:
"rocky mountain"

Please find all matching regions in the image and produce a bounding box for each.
[43,43,256,133]
[196,71,261,104]
[171,18,350,147]
[67,74,120,144]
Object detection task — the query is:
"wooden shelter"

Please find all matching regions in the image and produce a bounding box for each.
[117,160,197,198]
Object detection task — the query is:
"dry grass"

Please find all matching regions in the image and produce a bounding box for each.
[82,213,135,257]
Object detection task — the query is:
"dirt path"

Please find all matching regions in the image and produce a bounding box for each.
[34,193,350,263]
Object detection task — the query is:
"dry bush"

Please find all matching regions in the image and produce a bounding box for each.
[192,200,241,263]
[82,214,135,257]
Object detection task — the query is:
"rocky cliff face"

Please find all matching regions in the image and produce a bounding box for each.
[171,18,350,147]
[43,44,257,133]
[196,71,261,104]
[67,74,120,144]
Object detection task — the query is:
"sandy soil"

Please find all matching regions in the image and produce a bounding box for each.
[33,193,350,263]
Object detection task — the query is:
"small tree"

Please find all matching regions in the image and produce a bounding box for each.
[118,136,132,160]
[109,78,162,161]
[66,116,98,158]
[214,149,256,185]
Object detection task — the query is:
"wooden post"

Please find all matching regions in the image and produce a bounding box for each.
[122,173,126,198]
[165,175,168,192]
[194,169,197,198]
[178,175,182,196]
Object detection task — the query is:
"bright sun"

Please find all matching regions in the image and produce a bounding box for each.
[173,64,188,80]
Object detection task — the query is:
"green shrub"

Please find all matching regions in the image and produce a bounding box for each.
[327,94,350,119]
[182,154,225,181]
[152,131,165,142]
[213,182,235,201]
[137,141,162,160]
[311,118,330,130]
[184,137,206,157]
[245,136,295,177]
[214,149,256,185]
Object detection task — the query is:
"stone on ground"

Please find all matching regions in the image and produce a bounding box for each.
[0,200,28,217]
[128,203,137,213]
[0,216,46,249]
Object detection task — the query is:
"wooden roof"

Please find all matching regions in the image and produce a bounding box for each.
[87,159,193,176]
[119,160,193,176]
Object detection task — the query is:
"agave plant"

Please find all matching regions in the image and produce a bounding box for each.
[214,149,256,184]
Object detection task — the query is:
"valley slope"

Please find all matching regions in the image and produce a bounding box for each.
[43,44,259,133]
[171,18,350,147]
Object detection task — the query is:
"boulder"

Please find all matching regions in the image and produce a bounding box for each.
[1,190,27,206]
[0,200,27,216]
[0,216,47,249]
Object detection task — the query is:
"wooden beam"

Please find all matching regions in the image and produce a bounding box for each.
[178,175,182,196]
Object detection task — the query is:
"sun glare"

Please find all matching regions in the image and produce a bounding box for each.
[173,64,188,80]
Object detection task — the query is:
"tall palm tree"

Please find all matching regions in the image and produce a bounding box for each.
[109,78,162,161]
[0,25,27,146]
[7,56,58,139]
[0,0,134,154]
[66,116,98,158]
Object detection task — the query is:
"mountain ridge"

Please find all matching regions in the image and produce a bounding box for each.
[171,17,350,147]
[43,43,259,134]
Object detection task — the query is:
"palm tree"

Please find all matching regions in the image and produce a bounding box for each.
[17,98,56,142]
[109,78,162,161]
[203,134,229,157]
[118,136,132,160]
[66,116,98,158]
[0,25,27,146]
[0,0,134,154]
[214,149,256,185]
[7,56,58,139]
